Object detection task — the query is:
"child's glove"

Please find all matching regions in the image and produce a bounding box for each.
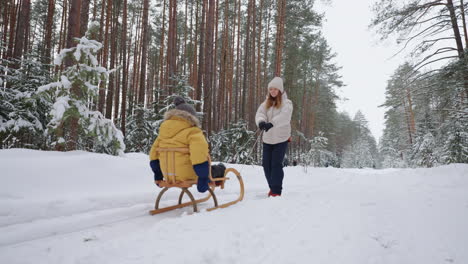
[150,160,163,181]
[154,180,163,188]
[193,161,210,193]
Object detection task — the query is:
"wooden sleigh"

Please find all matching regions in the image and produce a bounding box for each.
[149,148,245,215]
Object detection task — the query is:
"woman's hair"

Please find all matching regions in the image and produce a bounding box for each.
[265,91,282,109]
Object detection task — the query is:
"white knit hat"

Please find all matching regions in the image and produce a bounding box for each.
[268,77,284,93]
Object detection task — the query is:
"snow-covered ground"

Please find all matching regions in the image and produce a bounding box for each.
[1,149,467,264]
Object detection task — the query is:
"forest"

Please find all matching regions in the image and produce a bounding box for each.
[0,0,466,168]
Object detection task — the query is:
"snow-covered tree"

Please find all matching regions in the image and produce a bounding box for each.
[125,75,199,153]
[342,111,378,168]
[209,121,257,164]
[37,22,125,155]
[124,103,162,153]
[298,131,335,167]
[0,53,52,149]
[411,132,437,167]
[440,107,468,164]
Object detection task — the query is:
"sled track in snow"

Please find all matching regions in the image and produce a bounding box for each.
[0,202,155,248]
[0,192,241,248]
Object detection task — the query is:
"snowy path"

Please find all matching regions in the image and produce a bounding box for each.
[1,149,468,264]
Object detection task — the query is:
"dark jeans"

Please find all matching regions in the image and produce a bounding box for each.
[262,141,288,195]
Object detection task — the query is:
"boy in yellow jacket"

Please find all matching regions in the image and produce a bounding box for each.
[149,96,221,192]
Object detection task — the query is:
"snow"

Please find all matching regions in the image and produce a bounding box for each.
[49,96,70,125]
[1,149,467,264]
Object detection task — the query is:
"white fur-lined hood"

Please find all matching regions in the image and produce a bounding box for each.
[164,109,201,127]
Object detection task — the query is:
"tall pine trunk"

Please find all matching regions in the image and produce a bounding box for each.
[120,0,128,135]
[196,0,206,112]
[274,0,286,76]
[64,0,82,151]
[43,0,55,63]
[13,0,30,61]
[80,0,90,36]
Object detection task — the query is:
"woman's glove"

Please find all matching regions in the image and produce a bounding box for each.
[259,121,266,130]
[264,122,273,132]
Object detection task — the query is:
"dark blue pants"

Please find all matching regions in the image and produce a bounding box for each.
[262,141,288,195]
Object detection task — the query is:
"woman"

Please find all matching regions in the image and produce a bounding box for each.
[255,77,293,197]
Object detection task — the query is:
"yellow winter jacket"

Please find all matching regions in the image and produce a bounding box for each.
[149,109,209,181]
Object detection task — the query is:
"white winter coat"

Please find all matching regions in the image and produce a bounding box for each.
[255,92,293,145]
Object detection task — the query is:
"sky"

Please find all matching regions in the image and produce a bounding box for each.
[316,0,404,142]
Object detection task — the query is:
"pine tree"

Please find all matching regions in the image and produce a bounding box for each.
[37,22,125,155]
[298,131,335,167]
[0,53,52,148]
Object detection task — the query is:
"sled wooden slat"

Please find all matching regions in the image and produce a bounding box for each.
[149,191,212,215]
[149,148,244,215]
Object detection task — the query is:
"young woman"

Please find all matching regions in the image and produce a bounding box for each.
[255,77,293,197]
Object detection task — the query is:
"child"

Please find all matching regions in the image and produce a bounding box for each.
[149,96,225,192]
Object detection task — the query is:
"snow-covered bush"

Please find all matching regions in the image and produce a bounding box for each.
[298,131,335,167]
[209,121,257,164]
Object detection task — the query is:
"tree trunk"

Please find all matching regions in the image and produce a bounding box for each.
[105,5,118,119]
[196,0,206,112]
[165,0,177,91]
[183,0,188,76]
[131,8,142,109]
[43,0,55,63]
[447,0,468,99]
[56,0,68,74]
[242,0,253,122]
[405,86,416,136]
[80,0,90,36]
[234,0,241,122]
[461,0,468,48]
[256,0,264,110]
[158,0,167,94]
[1,0,11,59]
[98,0,109,113]
[189,0,198,97]
[13,0,30,61]
[65,0,82,151]
[219,0,229,130]
[189,1,198,94]
[447,0,465,58]
[274,0,286,76]
[139,0,149,105]
[212,0,219,132]
[249,0,257,129]
[227,0,236,126]
[6,0,17,60]
[310,78,319,137]
[97,0,105,62]
[402,98,413,145]
[262,0,271,103]
[203,0,215,134]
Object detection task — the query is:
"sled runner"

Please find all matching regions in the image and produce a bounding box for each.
[149,147,244,215]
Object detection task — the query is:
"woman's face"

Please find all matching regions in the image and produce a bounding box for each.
[269,87,280,98]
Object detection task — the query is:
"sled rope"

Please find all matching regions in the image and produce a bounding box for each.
[230,129,261,162]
